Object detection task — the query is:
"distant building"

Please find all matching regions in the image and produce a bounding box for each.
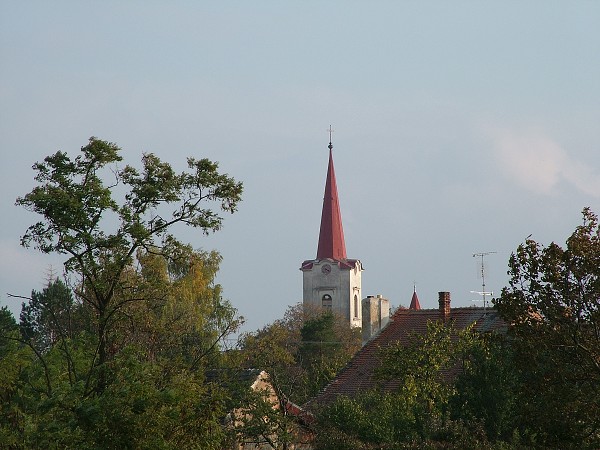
[207,369,311,450]
[294,136,506,446]
[300,138,423,339]
[307,292,506,407]
[300,138,363,328]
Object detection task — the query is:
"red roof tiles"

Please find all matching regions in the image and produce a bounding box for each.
[307,305,506,407]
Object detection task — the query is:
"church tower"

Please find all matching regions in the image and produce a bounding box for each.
[300,135,363,327]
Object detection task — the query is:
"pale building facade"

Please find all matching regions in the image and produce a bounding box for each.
[361,294,390,344]
[301,258,362,328]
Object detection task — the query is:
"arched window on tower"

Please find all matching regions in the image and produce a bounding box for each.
[322,294,332,311]
[354,294,359,318]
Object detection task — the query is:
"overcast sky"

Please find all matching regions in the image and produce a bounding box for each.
[2,2,599,333]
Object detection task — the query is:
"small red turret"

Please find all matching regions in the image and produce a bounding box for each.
[410,287,421,310]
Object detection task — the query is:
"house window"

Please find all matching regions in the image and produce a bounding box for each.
[322,294,332,311]
[354,295,359,318]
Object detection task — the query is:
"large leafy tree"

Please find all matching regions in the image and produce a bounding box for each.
[111,245,243,371]
[450,333,521,443]
[5,138,245,448]
[495,207,600,448]
[16,137,242,391]
[6,248,242,449]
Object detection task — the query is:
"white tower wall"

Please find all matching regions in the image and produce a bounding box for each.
[301,259,362,327]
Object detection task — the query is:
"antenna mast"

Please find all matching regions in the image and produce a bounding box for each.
[471,251,496,308]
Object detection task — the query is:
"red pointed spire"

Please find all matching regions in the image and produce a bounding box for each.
[410,287,421,310]
[316,141,347,260]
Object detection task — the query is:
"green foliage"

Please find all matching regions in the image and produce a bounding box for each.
[20,278,81,353]
[450,334,520,442]
[495,207,600,449]
[315,209,600,449]
[0,307,32,448]
[1,249,243,449]
[227,370,302,449]
[2,138,247,448]
[315,389,505,450]
[239,304,361,448]
[299,311,361,399]
[16,137,243,385]
[114,246,242,370]
[0,306,19,354]
[375,321,474,440]
[5,346,232,449]
[241,318,299,399]
[314,321,523,449]
[241,304,361,406]
[315,390,411,449]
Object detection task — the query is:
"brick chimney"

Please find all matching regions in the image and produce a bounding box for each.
[438,291,451,322]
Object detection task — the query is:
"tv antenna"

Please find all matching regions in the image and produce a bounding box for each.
[471,251,496,308]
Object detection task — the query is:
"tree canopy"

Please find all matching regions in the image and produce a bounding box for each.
[15,137,243,387]
[0,138,247,448]
[8,138,600,448]
[495,207,600,448]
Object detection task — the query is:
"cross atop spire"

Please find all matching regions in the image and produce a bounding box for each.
[316,131,347,260]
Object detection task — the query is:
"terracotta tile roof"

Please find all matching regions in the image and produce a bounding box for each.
[307,305,506,408]
[284,400,314,425]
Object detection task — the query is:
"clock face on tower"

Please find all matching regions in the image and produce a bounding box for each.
[321,264,332,274]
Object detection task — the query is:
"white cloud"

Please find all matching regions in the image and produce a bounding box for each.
[490,128,600,197]
[561,158,600,198]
